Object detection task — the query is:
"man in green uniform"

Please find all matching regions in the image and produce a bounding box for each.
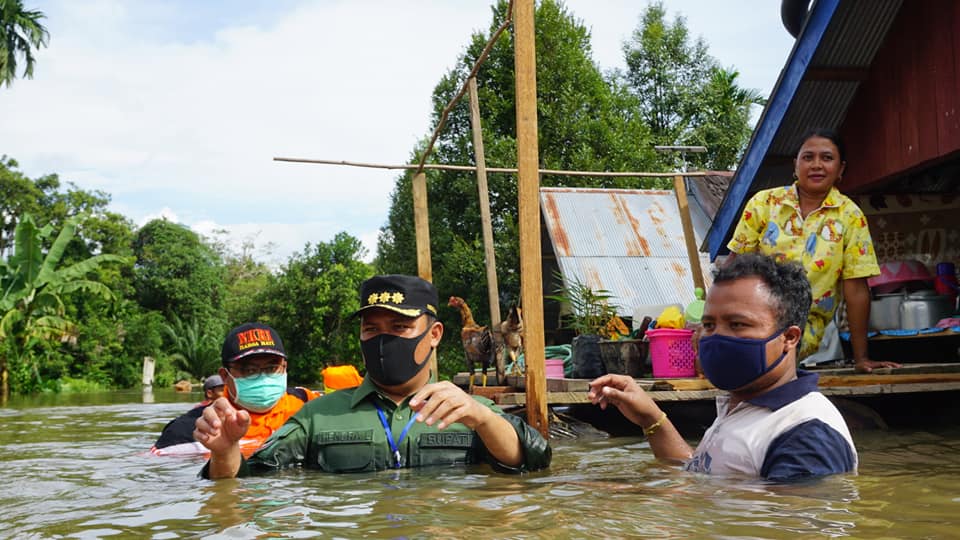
[195,274,551,477]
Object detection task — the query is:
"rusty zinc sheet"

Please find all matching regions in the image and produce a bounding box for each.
[540,186,713,319]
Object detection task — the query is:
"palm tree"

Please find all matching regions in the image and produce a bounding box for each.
[0,0,50,87]
[161,313,221,381]
[687,67,766,170]
[0,214,127,398]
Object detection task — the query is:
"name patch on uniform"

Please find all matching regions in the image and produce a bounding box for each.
[419,432,473,448]
[317,429,374,444]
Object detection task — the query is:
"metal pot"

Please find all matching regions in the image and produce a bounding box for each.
[869,293,903,330]
[899,291,955,329]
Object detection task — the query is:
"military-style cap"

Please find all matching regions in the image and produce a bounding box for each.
[354,275,438,318]
[221,322,287,364]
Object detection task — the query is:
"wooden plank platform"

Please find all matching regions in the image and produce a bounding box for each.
[459,363,960,406]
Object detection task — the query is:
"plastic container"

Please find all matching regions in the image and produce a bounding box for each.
[684,287,705,324]
[934,262,959,306]
[598,339,648,377]
[646,328,697,378]
[545,359,565,378]
[868,260,933,294]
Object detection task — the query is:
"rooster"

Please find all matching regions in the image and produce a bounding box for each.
[448,296,498,387]
[500,305,523,375]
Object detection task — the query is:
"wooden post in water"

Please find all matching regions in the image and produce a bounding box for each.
[513,0,548,436]
[468,76,504,379]
[673,174,705,290]
[411,171,437,378]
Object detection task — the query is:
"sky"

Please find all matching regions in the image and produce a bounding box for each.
[0,1,796,266]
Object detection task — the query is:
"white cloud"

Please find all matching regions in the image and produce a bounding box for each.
[1,0,793,266]
[139,207,181,226]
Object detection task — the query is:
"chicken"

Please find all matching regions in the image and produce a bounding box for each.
[500,305,523,375]
[448,296,498,387]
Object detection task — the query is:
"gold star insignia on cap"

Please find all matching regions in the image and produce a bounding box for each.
[391,292,405,304]
[378,292,392,303]
[367,293,380,306]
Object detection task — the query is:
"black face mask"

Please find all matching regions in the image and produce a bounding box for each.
[361,328,432,387]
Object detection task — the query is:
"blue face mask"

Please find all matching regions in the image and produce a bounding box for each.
[231,372,287,413]
[698,328,788,391]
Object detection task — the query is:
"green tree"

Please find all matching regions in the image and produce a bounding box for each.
[259,232,372,384]
[622,2,763,169]
[118,308,168,386]
[0,0,49,87]
[1,156,52,256]
[0,157,147,391]
[1,157,136,267]
[376,0,660,379]
[207,229,275,325]
[161,312,220,380]
[686,67,766,169]
[0,214,127,397]
[133,218,226,327]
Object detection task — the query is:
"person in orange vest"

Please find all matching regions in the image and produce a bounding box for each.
[151,323,320,456]
[321,364,363,393]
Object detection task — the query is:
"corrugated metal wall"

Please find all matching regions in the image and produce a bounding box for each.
[540,187,712,322]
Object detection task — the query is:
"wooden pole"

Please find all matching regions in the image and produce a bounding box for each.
[411,171,433,283]
[514,0,548,437]
[275,156,705,178]
[411,171,437,378]
[673,174,705,290]
[468,76,504,380]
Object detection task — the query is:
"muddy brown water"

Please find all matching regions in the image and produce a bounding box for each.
[1,389,958,539]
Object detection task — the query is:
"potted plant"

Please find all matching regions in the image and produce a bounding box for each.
[547,274,621,379]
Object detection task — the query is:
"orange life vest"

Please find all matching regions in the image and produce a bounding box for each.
[321,365,363,393]
[226,386,321,456]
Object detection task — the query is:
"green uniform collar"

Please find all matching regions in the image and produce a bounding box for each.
[349,376,412,410]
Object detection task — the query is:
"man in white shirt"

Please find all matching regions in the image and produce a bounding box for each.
[588,254,857,481]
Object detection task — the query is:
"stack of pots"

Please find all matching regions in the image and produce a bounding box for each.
[868,260,958,330]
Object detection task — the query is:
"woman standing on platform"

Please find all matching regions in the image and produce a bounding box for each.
[726,128,901,373]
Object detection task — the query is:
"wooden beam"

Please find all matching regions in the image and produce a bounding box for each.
[468,76,503,380]
[494,380,960,405]
[804,67,869,81]
[513,0,548,437]
[818,373,960,387]
[274,157,706,178]
[673,174,705,290]
[819,381,960,396]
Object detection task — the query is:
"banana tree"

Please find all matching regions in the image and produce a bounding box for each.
[0,214,128,398]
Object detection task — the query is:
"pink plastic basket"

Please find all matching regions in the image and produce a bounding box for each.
[646,328,697,378]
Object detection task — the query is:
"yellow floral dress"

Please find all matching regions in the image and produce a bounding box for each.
[727,183,880,358]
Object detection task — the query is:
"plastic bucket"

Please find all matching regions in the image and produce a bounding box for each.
[646,328,697,378]
[545,358,565,378]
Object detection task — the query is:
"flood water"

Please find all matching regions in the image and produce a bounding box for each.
[2,389,959,539]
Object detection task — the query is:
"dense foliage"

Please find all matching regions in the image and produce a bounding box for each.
[255,233,373,383]
[622,2,765,170]
[0,158,373,397]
